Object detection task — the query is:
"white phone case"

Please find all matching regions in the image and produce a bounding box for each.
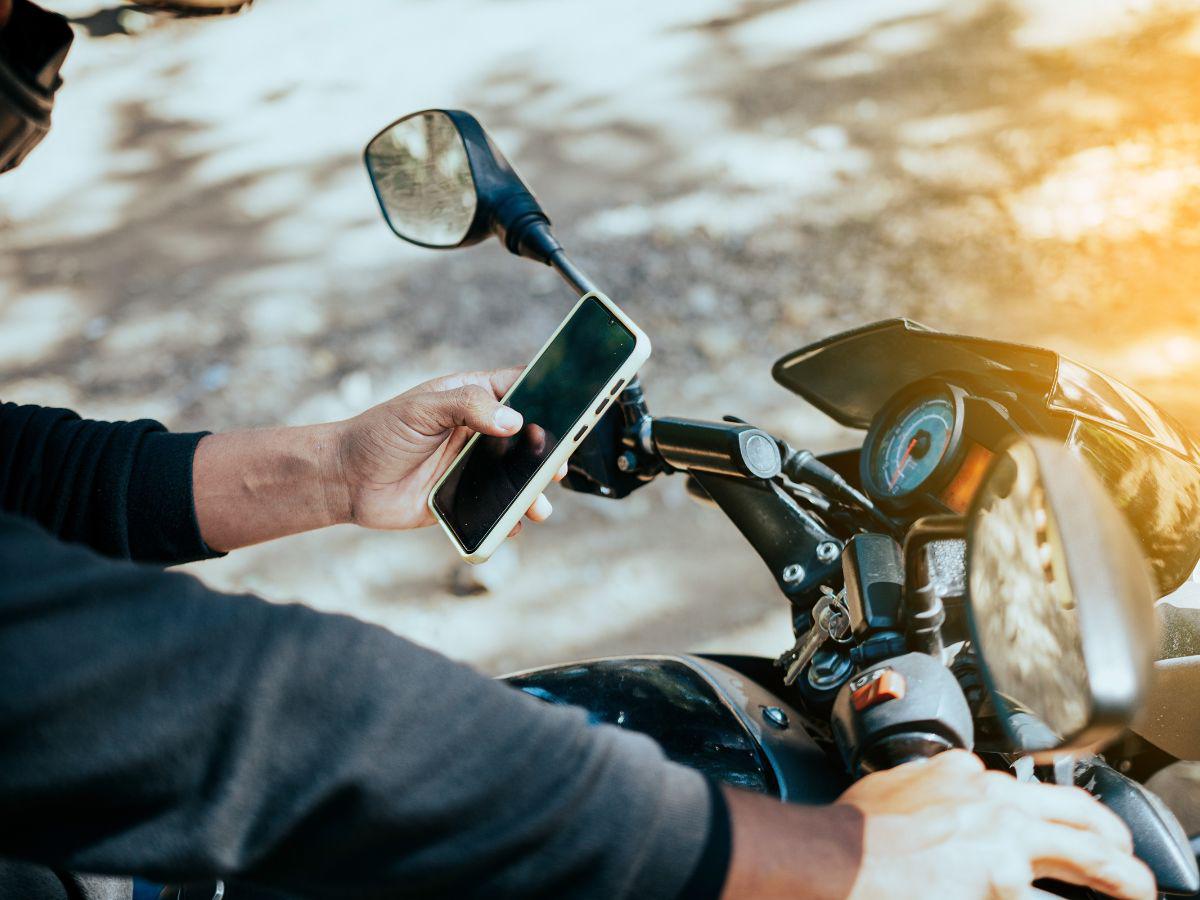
[429,291,651,564]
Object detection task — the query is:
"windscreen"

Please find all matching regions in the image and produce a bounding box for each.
[434,297,636,553]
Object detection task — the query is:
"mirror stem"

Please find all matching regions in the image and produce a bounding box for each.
[517,220,598,296]
[547,248,598,296]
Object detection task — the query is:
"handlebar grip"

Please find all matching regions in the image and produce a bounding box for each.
[832,652,974,776]
[651,417,781,479]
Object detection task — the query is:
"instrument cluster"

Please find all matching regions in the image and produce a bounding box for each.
[860,380,1020,517]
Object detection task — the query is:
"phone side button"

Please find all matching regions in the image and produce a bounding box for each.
[609,379,625,395]
[573,425,588,441]
[594,397,609,415]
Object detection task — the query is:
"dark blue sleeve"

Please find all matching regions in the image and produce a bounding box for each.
[0,512,713,898]
[0,402,219,564]
[677,779,732,900]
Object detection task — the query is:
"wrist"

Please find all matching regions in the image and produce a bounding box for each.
[721,789,863,900]
[312,419,354,527]
[193,422,354,552]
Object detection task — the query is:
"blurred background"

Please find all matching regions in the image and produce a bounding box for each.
[2,0,1200,687]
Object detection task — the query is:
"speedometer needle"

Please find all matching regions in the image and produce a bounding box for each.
[888,437,918,491]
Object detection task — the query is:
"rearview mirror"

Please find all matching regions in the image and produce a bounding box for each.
[364,110,477,248]
[364,109,560,264]
[967,437,1155,759]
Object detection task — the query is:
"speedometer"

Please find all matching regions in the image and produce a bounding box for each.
[863,386,964,504]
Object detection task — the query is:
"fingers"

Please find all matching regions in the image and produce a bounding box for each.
[413,384,523,438]
[983,772,1151,900]
[1024,821,1156,900]
[525,423,547,455]
[554,462,568,482]
[490,405,523,435]
[934,749,986,772]
[397,368,529,441]
[416,366,524,398]
[886,750,985,801]
[508,494,552,537]
[487,366,524,397]
[994,777,1133,851]
[525,494,553,523]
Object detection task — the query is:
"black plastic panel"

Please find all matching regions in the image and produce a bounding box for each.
[507,657,772,792]
[504,655,851,803]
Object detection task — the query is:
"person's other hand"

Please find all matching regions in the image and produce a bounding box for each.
[834,750,1155,900]
[720,750,1154,899]
[333,368,566,532]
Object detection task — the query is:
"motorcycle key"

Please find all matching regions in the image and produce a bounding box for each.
[779,587,852,686]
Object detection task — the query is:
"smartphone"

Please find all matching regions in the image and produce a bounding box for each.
[429,292,650,563]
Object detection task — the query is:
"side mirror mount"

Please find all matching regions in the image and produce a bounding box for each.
[966,436,1155,760]
[364,109,562,264]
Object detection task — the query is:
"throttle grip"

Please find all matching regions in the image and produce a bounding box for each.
[831,652,974,776]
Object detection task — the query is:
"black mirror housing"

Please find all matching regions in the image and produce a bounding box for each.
[365,109,562,264]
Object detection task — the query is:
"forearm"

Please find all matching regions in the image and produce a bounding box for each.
[193,367,561,546]
[0,513,712,898]
[721,787,864,900]
[192,423,351,551]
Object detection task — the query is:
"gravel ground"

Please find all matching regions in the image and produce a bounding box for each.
[2,0,1199,816]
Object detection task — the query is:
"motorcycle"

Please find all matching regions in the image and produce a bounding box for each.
[167,109,1200,900]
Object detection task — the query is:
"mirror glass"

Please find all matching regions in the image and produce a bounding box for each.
[968,440,1090,747]
[365,111,477,247]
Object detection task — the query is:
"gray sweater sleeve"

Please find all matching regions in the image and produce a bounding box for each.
[0,512,711,898]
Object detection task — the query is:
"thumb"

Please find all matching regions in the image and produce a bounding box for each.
[422,384,523,437]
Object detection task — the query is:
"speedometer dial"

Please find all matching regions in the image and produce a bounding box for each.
[870,396,956,499]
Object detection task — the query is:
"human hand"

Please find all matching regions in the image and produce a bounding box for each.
[834,750,1155,899]
[332,368,566,533]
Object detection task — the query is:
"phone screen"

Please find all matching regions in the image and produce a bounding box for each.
[434,297,637,553]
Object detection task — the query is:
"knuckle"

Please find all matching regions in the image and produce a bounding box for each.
[459,384,492,408]
[952,804,988,834]
[401,394,441,430]
[1063,785,1093,802]
[1029,780,1069,804]
[994,859,1034,895]
[1113,817,1136,849]
[938,749,984,774]
[440,385,474,413]
[982,770,1016,797]
[1047,783,1103,815]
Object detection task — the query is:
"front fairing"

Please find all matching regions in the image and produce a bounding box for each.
[503,654,849,804]
[774,319,1200,594]
[772,318,1058,430]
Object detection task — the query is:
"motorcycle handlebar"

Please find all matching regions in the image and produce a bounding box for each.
[650,417,782,480]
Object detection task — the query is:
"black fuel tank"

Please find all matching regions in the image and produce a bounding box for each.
[503,654,849,804]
